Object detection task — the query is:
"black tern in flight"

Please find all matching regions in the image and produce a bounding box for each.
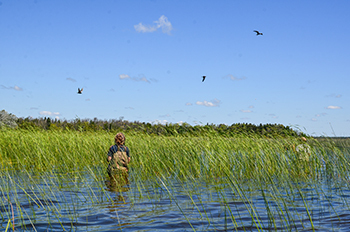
[254,30,263,36]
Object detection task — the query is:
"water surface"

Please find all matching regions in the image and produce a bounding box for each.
[1,169,350,231]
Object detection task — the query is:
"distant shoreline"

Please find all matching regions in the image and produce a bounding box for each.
[313,136,350,139]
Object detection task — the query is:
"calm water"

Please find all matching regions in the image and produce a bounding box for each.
[2,170,350,231]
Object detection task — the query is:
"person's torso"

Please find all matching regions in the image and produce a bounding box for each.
[110,145,129,157]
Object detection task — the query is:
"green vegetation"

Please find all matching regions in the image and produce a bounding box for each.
[13,115,306,138]
[0,129,314,178]
[0,129,348,184]
[1,114,349,230]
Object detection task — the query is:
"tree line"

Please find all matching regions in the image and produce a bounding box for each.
[1,110,307,138]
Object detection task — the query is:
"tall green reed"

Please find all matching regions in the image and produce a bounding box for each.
[2,129,349,182]
[1,129,350,231]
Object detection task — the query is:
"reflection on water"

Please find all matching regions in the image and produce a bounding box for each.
[2,170,350,231]
[105,171,130,193]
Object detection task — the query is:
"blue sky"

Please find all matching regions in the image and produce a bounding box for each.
[1,0,349,136]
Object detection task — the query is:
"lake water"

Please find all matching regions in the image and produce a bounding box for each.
[2,169,350,231]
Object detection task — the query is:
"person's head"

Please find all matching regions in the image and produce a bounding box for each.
[115,132,125,146]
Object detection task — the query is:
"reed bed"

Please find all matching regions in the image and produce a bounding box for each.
[0,129,349,231]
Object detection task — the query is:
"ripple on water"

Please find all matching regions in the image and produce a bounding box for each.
[5,172,350,231]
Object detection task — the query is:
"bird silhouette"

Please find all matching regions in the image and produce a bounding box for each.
[77,88,83,94]
[202,76,206,82]
[254,30,263,36]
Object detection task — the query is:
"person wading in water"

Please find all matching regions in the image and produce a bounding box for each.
[292,136,313,176]
[106,132,131,185]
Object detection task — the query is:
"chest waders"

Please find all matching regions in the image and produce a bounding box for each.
[108,146,129,176]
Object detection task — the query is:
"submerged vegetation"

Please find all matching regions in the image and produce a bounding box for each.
[1,113,350,230]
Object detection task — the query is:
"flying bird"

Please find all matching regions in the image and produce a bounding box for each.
[77,88,83,94]
[254,30,263,36]
[202,76,206,82]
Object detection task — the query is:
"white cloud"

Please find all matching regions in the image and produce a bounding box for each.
[225,74,247,81]
[325,105,342,109]
[326,93,342,98]
[155,15,173,34]
[134,22,157,33]
[1,85,23,91]
[134,15,173,35]
[139,76,149,83]
[149,78,159,83]
[39,111,61,116]
[196,99,221,107]
[240,110,252,113]
[159,114,171,118]
[151,119,168,125]
[14,85,23,91]
[119,74,130,79]
[119,74,150,83]
[185,102,193,106]
[66,77,76,82]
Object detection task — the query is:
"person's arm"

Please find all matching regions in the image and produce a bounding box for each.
[127,147,131,163]
[106,146,113,162]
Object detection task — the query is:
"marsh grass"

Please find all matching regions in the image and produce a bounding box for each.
[1,129,350,230]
